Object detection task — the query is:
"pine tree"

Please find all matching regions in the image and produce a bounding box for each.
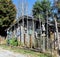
[0,0,16,36]
[0,0,16,29]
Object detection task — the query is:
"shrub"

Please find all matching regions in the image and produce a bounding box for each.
[9,37,18,46]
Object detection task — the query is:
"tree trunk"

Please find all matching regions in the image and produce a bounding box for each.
[46,11,49,50]
[54,17,60,57]
[39,16,42,50]
[32,19,35,48]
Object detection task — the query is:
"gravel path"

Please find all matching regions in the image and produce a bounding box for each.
[0,48,27,57]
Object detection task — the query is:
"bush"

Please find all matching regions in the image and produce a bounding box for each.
[9,37,18,46]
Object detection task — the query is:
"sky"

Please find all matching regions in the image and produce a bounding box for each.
[12,0,53,18]
[12,0,36,16]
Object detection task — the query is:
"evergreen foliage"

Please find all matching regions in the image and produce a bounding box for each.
[0,0,16,29]
[32,0,51,22]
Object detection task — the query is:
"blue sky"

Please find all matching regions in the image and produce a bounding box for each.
[12,0,53,17]
[12,0,36,15]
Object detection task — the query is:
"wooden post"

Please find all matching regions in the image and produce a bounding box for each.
[54,16,60,57]
[21,0,24,46]
[14,25,15,37]
[42,35,45,52]
[32,18,35,48]
[46,11,49,50]
[11,27,12,38]
[30,34,32,48]
[39,15,42,49]
[27,16,29,47]
[20,26,21,46]
[54,32,56,50]
[24,34,26,46]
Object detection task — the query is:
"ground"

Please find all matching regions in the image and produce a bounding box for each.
[0,48,27,57]
[0,45,53,57]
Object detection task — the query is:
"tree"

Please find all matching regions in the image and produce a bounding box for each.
[53,0,60,56]
[56,0,60,10]
[0,0,16,30]
[32,0,51,50]
[32,0,51,22]
[56,0,60,23]
[0,0,16,36]
[53,0,60,23]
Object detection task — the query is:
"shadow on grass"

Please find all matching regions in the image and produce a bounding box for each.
[0,44,52,57]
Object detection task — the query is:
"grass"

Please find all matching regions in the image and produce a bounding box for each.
[0,45,52,57]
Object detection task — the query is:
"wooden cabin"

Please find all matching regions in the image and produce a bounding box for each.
[7,15,46,49]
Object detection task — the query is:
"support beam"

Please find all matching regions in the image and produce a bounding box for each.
[46,11,49,50]
[54,16,60,57]
[30,35,32,48]
[32,19,35,48]
[27,17,29,47]
[39,15,42,49]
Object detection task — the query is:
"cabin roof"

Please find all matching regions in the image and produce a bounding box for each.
[6,15,39,30]
[6,15,60,31]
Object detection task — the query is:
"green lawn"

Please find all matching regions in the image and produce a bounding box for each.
[0,45,52,57]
